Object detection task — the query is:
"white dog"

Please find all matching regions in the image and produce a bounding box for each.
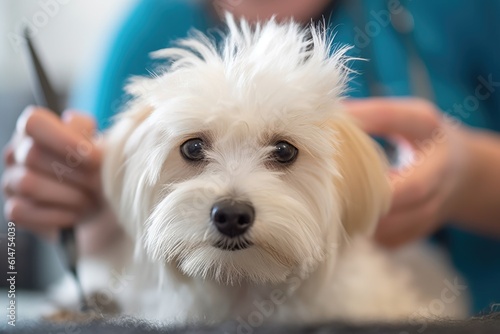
[76,16,469,325]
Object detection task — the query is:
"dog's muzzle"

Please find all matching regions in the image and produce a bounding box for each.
[210,199,255,238]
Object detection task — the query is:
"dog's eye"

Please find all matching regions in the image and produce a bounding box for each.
[273,141,298,164]
[181,138,205,161]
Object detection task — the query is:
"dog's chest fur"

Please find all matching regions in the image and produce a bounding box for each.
[78,237,466,325]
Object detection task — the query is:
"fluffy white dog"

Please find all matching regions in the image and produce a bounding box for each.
[77,16,468,325]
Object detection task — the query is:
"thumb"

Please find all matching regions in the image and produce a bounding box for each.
[344,98,441,144]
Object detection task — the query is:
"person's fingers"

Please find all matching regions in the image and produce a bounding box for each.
[345,98,441,143]
[62,111,101,173]
[12,135,34,167]
[3,165,94,211]
[375,198,440,248]
[4,197,77,229]
[17,106,100,170]
[13,137,99,193]
[3,144,14,167]
[62,110,97,134]
[388,143,448,208]
[390,169,436,209]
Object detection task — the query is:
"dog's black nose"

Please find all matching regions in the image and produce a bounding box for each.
[211,200,255,237]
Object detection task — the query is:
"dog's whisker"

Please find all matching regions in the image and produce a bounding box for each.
[212,235,254,251]
[202,228,211,242]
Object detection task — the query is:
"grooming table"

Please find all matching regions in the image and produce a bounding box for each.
[8,314,500,334]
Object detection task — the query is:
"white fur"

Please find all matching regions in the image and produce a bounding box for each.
[81,15,468,325]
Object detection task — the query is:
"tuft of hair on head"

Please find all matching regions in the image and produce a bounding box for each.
[105,12,390,258]
[145,13,356,102]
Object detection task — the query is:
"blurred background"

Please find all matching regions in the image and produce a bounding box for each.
[0,0,137,318]
[0,0,498,324]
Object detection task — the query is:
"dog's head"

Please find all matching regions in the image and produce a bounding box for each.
[102,16,390,285]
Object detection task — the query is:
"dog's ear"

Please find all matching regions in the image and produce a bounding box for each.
[329,114,391,237]
[102,99,153,235]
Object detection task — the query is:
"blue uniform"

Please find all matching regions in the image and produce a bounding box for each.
[72,0,500,314]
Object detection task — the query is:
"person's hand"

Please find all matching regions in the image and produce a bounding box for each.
[345,98,469,248]
[2,106,102,238]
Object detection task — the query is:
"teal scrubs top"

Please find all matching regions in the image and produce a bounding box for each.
[72,0,500,314]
